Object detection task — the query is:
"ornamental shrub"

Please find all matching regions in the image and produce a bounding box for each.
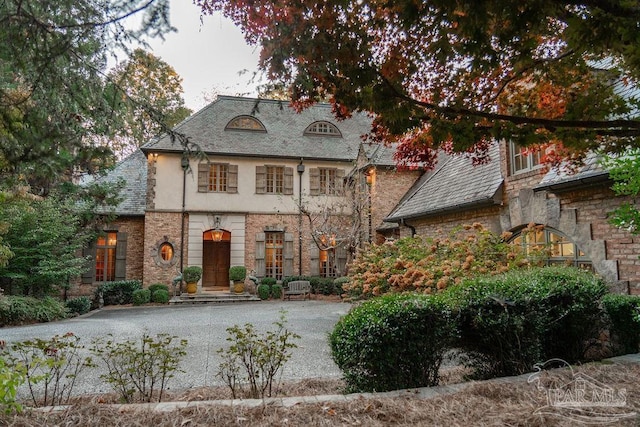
[132,289,151,306]
[444,266,607,379]
[148,283,169,295]
[344,223,546,299]
[0,296,68,326]
[261,277,277,288]
[65,296,92,315]
[271,284,283,299]
[151,289,170,304]
[95,280,142,306]
[329,293,457,393]
[257,284,270,300]
[602,294,640,355]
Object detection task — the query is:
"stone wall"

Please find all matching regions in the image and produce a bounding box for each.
[142,211,185,287]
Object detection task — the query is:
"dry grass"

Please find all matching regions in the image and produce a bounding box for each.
[2,362,639,426]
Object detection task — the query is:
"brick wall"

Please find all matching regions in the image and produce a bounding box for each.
[403,205,504,238]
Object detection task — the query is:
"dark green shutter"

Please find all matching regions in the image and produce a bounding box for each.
[284,167,294,195]
[309,168,320,196]
[228,164,238,193]
[114,232,127,280]
[198,163,209,192]
[256,166,266,194]
[309,243,319,276]
[284,233,294,277]
[255,232,266,276]
[81,241,96,284]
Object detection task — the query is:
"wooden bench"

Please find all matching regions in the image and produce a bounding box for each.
[284,280,311,300]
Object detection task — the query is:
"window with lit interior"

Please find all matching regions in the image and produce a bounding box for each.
[265,232,284,279]
[95,232,117,282]
[509,226,592,270]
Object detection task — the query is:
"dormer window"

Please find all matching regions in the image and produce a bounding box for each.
[225,115,266,132]
[304,121,342,137]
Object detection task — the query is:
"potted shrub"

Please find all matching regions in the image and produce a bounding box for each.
[229,266,246,294]
[182,266,202,294]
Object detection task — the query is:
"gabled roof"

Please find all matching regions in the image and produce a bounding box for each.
[386,143,503,222]
[92,150,148,216]
[142,96,372,162]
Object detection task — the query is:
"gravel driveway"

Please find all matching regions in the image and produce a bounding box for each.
[1,300,351,397]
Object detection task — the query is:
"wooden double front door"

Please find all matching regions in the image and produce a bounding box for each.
[202,240,230,290]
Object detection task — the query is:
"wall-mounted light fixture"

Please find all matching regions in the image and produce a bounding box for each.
[210,216,224,242]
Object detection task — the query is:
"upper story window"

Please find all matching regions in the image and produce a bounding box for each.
[304,121,342,137]
[198,163,238,193]
[310,167,345,196]
[256,165,294,195]
[225,115,266,132]
[509,225,592,270]
[510,141,543,175]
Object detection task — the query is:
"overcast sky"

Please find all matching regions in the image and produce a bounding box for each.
[142,1,262,111]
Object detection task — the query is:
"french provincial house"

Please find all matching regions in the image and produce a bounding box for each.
[78,95,640,296]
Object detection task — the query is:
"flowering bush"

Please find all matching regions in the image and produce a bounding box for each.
[344,223,546,299]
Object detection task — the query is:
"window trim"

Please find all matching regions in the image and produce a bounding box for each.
[509,141,543,175]
[304,121,342,137]
[508,226,592,270]
[224,115,267,132]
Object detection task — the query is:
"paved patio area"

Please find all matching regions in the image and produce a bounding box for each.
[1,300,351,397]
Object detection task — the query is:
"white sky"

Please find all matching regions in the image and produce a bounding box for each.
[142,1,263,111]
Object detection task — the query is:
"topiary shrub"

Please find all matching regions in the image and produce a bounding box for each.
[602,294,640,355]
[132,289,151,306]
[257,284,270,300]
[65,296,92,316]
[261,277,277,288]
[151,289,170,304]
[148,283,169,295]
[271,284,283,299]
[329,293,457,393]
[444,266,607,379]
[95,280,143,306]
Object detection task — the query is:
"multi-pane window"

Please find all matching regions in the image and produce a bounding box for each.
[265,232,284,279]
[510,141,542,174]
[266,166,284,194]
[304,121,342,136]
[95,232,117,282]
[208,163,228,192]
[319,168,338,195]
[319,248,337,278]
[509,227,592,270]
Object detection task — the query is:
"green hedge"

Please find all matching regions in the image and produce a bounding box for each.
[95,280,143,306]
[329,293,456,393]
[272,284,283,299]
[0,296,69,326]
[151,289,170,304]
[257,284,270,300]
[132,289,151,306]
[148,283,169,295]
[602,294,640,355]
[442,266,607,379]
[282,276,344,295]
[65,296,92,315]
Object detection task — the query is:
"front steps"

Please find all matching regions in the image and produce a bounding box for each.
[169,291,260,305]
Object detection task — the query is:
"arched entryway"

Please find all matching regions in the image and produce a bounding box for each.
[202,229,231,290]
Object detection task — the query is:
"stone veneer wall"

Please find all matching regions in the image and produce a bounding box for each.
[142,211,185,287]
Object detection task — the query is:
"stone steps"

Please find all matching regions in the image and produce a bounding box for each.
[169,292,260,305]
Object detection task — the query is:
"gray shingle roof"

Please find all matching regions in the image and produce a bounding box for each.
[142,96,372,162]
[534,152,610,192]
[386,143,503,221]
[93,150,147,216]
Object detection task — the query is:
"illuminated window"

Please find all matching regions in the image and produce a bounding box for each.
[265,232,283,279]
[319,248,337,278]
[208,163,228,192]
[225,115,266,131]
[95,232,117,282]
[304,121,342,137]
[159,243,174,262]
[510,141,542,174]
[509,226,592,270]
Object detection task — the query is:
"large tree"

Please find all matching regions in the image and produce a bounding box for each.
[0,0,174,195]
[107,49,192,159]
[197,0,640,166]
